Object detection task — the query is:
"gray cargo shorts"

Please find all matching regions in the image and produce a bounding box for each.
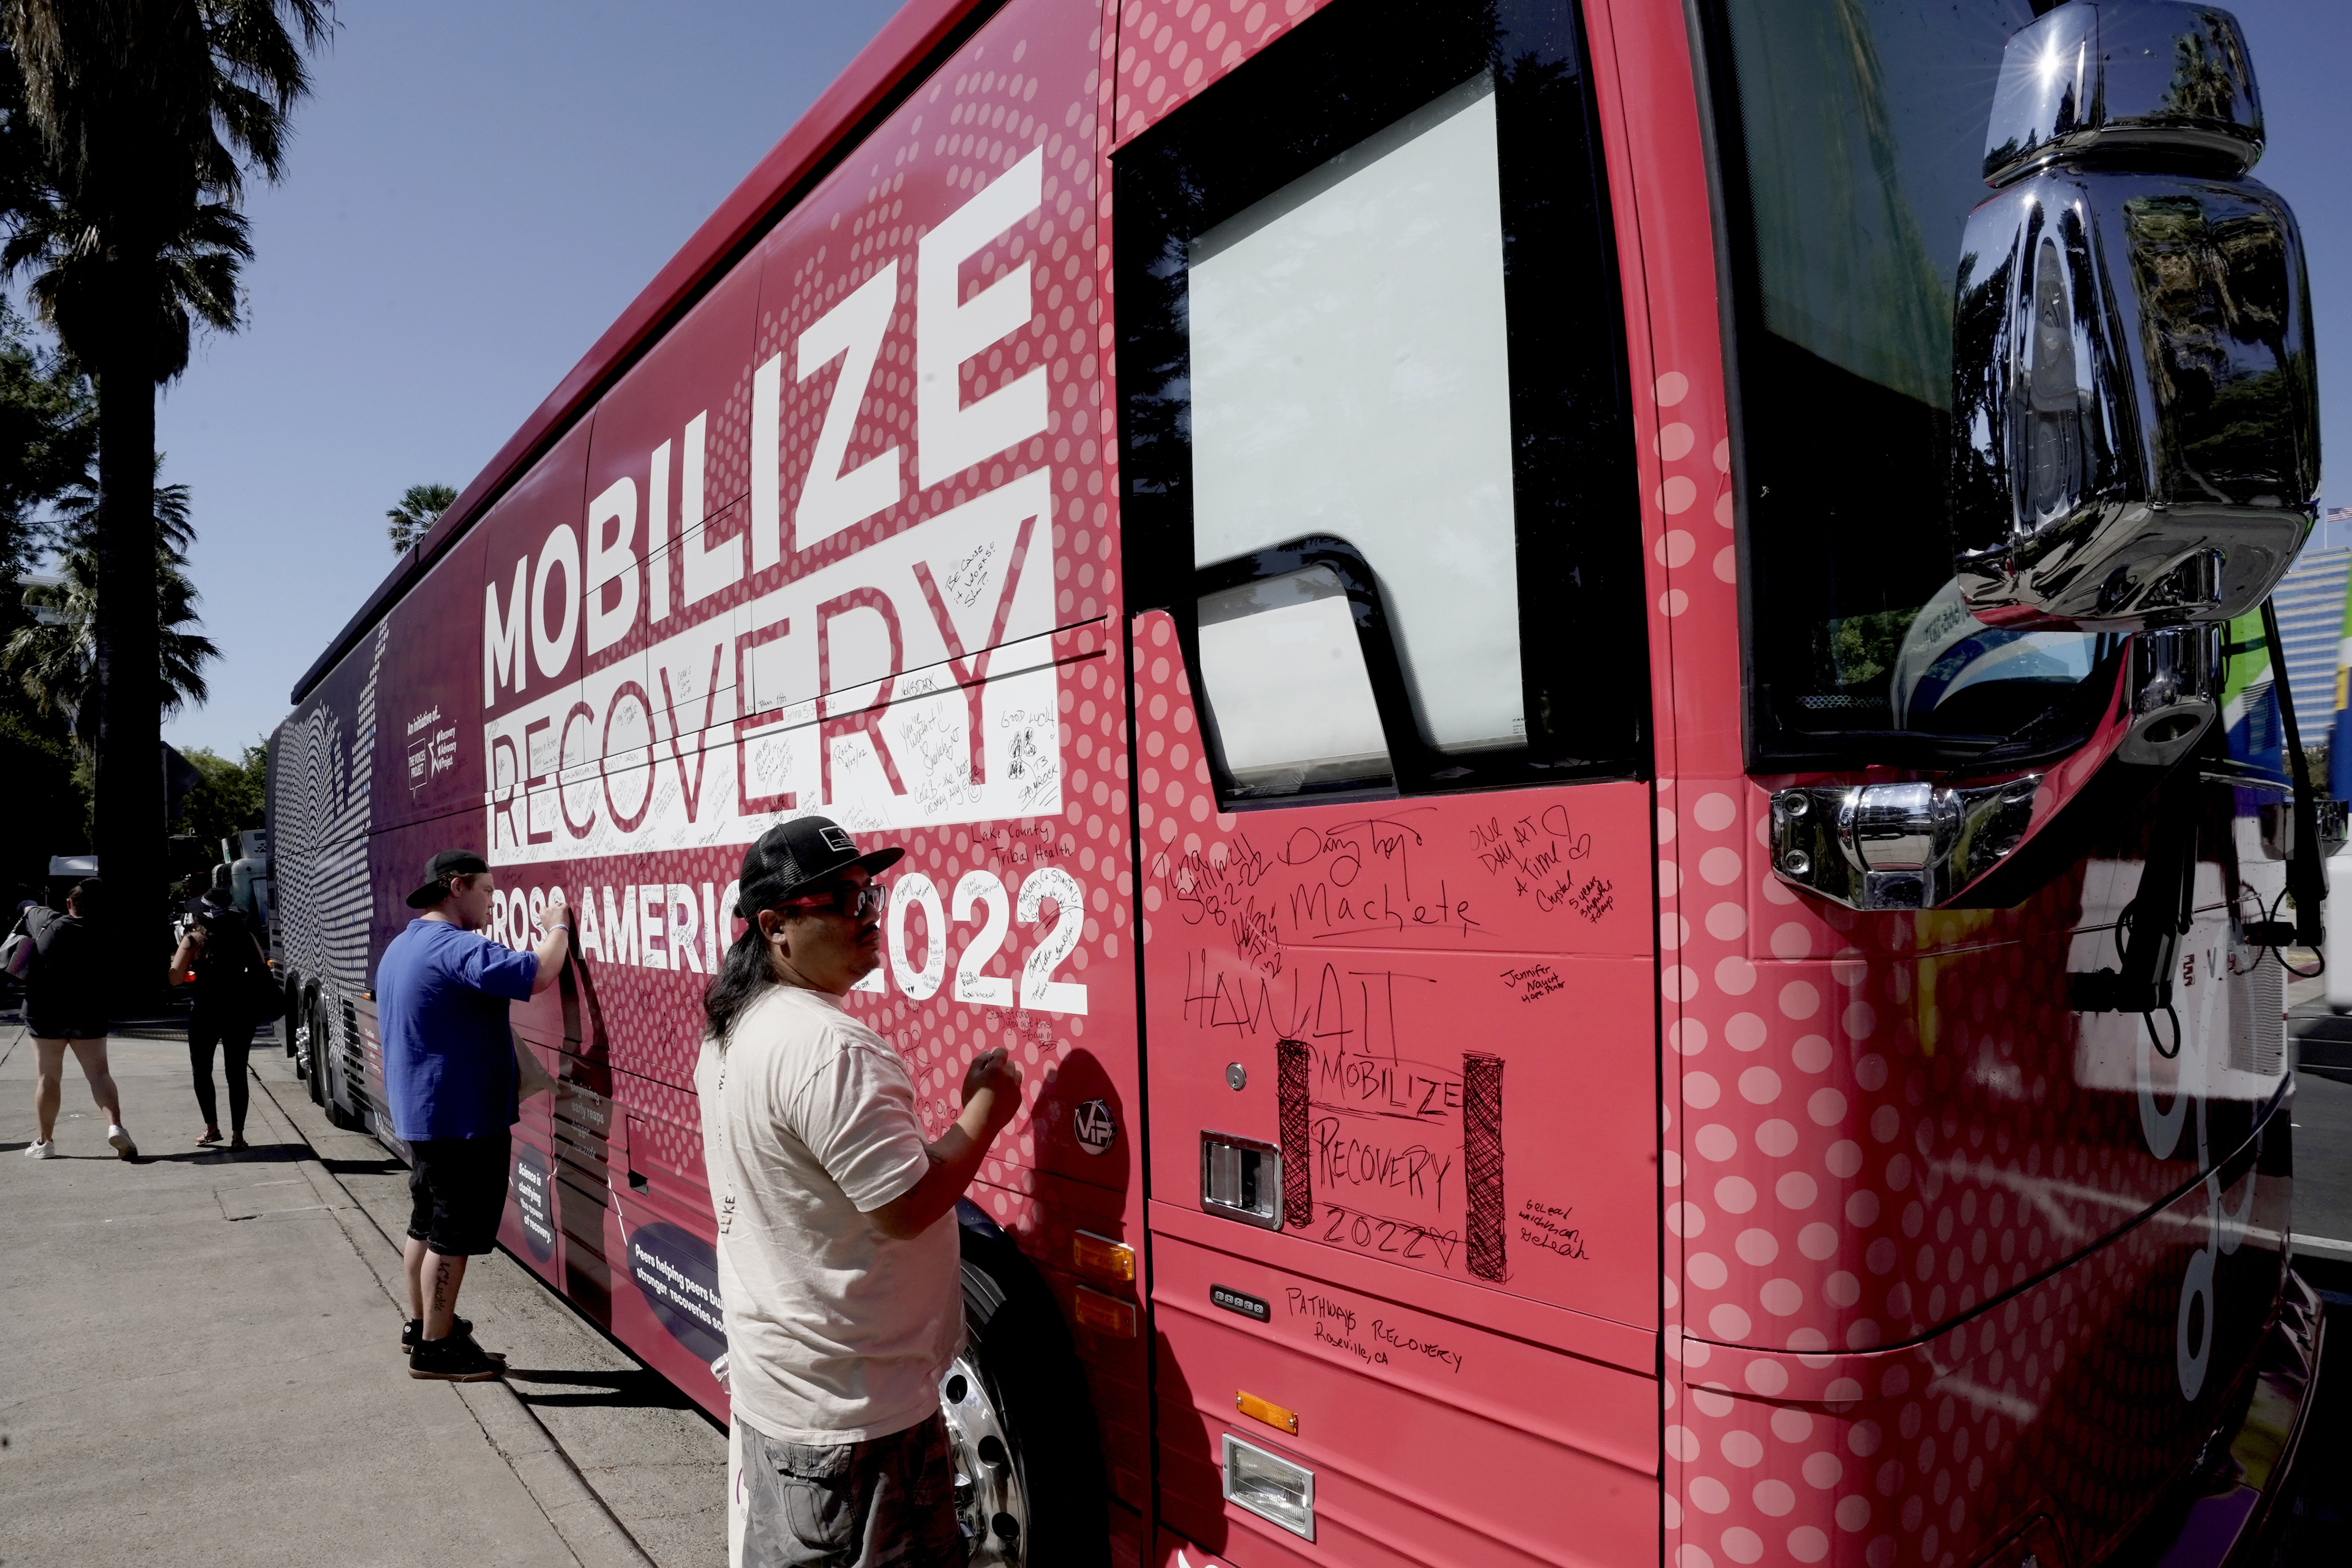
[741,1412,961,1568]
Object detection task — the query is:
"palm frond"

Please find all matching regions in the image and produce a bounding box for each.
[386,480,456,552]
[1,2,331,378]
[3,531,218,737]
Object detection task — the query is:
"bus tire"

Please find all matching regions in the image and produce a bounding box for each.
[305,995,328,1106]
[315,998,360,1129]
[287,978,308,1075]
[944,1200,1111,1568]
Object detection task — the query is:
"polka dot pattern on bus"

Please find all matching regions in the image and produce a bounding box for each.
[1111,0,1339,143]
[1645,296,2287,1568]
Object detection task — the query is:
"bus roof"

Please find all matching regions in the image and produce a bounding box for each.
[290,0,989,706]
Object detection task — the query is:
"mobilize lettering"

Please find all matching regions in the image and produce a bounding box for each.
[481,151,1067,863]
[1316,1045,1461,1123]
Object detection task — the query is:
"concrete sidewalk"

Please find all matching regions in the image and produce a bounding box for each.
[0,1015,720,1567]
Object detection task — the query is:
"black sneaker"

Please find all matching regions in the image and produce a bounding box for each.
[402,1316,504,1362]
[408,1331,507,1382]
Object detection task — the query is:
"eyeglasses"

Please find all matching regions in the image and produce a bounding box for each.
[781,880,887,920]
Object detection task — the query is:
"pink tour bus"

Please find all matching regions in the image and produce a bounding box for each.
[268,0,2332,1564]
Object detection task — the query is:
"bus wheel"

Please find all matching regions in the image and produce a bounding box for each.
[946,1201,1110,1568]
[315,999,360,1129]
[305,998,328,1107]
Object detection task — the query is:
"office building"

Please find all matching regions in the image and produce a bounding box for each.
[2271,542,2349,732]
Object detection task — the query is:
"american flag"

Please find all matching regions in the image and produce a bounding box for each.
[2329,506,2352,523]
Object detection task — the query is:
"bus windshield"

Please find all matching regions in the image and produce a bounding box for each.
[1713,0,2116,763]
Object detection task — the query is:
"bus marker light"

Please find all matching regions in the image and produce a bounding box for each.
[1235,1390,1296,1434]
[1222,1433,1314,1541]
[1072,1286,1136,1338]
[1072,1230,1135,1282]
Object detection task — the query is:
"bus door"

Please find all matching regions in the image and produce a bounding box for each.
[1113,3,1661,1562]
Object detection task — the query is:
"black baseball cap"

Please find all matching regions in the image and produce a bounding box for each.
[406,849,491,909]
[735,817,903,915]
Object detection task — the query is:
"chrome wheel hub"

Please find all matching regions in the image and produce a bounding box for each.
[939,1353,1025,1565]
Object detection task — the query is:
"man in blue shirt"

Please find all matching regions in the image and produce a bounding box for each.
[377,849,568,1381]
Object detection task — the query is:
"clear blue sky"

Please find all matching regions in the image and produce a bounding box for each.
[152,0,900,758]
[148,0,2352,759]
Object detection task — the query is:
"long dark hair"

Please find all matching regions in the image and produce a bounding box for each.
[702,923,778,1047]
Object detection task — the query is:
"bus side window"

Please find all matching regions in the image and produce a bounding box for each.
[1195,565,1393,799]
[1186,77,1523,769]
[1116,0,1645,804]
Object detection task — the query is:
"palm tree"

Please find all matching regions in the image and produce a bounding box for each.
[387,481,456,553]
[51,450,197,551]
[7,472,218,740]
[0,1,331,941]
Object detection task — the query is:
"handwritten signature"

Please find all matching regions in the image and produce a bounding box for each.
[1517,1198,1590,1261]
[1500,962,1565,1003]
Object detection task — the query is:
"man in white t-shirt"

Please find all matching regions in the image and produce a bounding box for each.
[697,816,1023,1568]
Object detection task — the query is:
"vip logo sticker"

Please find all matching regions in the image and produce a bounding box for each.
[1074,1098,1115,1155]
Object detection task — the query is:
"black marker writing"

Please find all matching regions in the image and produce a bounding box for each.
[1372,1317,1464,1374]
[1518,1198,1591,1261]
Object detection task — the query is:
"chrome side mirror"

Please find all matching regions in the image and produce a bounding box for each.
[1981,0,2262,184]
[1950,1,2316,632]
[1772,624,2222,911]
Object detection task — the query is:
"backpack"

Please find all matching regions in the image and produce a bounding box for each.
[3,907,51,980]
[6,907,67,982]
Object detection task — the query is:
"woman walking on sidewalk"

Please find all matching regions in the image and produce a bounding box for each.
[18,879,136,1160]
[168,867,268,1150]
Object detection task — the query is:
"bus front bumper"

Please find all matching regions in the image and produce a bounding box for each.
[2106,1268,2329,1567]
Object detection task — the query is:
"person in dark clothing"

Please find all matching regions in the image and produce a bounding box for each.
[168,865,270,1149]
[18,879,136,1160]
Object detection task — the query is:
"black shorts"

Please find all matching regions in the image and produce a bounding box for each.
[26,998,106,1039]
[406,1131,513,1257]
